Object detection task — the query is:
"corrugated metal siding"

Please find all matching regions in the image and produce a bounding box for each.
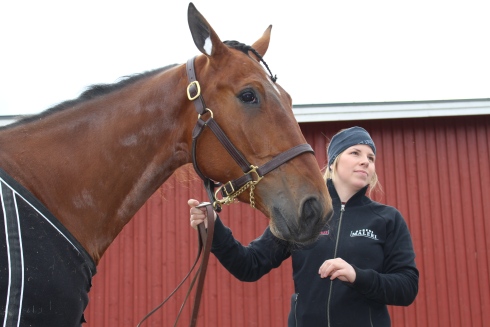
[85,115,490,326]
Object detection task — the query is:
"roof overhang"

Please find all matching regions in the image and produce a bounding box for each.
[293,98,490,123]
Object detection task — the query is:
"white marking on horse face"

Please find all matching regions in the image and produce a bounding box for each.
[264,72,281,95]
[204,37,213,56]
[261,66,281,94]
[270,79,280,94]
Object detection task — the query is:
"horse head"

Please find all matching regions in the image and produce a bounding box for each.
[186,3,332,244]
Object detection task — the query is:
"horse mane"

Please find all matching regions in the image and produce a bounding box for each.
[224,40,277,83]
[5,64,178,128]
[78,65,177,103]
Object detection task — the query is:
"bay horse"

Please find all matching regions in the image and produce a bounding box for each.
[0,3,331,326]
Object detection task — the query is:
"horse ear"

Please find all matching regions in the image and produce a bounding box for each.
[187,3,227,57]
[250,25,272,62]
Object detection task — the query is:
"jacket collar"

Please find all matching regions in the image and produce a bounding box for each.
[326,178,370,207]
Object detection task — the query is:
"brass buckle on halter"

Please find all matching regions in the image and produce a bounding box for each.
[187,81,201,101]
[247,165,263,184]
[220,181,235,196]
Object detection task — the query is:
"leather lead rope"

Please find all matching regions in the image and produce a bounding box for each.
[189,203,215,326]
[136,203,214,327]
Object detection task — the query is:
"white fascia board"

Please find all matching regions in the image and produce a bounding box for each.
[293,98,490,122]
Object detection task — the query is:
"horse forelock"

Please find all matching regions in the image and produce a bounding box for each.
[6,64,178,128]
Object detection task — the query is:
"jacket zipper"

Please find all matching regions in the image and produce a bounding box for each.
[294,293,299,327]
[327,204,345,327]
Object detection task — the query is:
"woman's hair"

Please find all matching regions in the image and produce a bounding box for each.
[323,148,382,197]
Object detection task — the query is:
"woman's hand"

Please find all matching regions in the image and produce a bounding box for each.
[188,199,217,230]
[318,258,356,283]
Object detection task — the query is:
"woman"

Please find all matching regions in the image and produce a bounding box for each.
[188,126,418,326]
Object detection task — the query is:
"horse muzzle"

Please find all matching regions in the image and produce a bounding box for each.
[269,194,333,245]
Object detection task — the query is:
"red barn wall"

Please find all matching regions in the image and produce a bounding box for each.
[85,115,490,326]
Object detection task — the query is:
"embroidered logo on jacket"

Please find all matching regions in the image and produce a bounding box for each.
[320,230,329,235]
[350,229,378,240]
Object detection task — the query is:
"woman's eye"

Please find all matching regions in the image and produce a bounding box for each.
[239,90,258,104]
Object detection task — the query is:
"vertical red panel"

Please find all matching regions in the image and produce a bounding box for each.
[418,120,443,327]
[85,115,490,327]
[474,122,490,319]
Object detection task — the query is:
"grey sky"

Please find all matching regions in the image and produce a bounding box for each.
[1,0,488,116]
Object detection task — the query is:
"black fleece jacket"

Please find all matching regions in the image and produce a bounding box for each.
[211,179,419,326]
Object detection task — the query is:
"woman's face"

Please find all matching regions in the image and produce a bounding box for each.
[331,144,376,192]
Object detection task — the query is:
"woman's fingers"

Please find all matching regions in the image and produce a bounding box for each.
[318,258,356,283]
[188,199,208,229]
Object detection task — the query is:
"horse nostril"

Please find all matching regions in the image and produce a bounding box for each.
[299,197,323,236]
[302,198,316,219]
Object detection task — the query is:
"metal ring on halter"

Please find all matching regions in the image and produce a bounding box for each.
[212,165,264,207]
[213,184,230,204]
[187,80,201,101]
[212,182,241,208]
[198,108,213,119]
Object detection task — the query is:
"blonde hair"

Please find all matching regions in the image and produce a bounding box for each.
[323,154,381,197]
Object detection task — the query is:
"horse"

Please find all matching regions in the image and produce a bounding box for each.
[0,3,332,326]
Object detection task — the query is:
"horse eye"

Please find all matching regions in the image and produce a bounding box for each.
[239,90,258,104]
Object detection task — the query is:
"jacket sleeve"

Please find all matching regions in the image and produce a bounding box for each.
[210,216,291,282]
[352,210,419,306]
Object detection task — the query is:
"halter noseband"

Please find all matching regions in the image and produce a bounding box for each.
[186,56,314,212]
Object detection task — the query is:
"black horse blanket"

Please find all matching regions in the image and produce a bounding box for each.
[0,168,96,326]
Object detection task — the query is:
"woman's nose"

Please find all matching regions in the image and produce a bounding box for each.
[360,156,370,165]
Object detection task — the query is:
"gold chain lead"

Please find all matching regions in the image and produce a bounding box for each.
[213,180,258,209]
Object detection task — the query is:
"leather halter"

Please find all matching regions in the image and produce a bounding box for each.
[186,56,315,212]
[186,56,314,325]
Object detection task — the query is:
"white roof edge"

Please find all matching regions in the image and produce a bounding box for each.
[292,98,490,122]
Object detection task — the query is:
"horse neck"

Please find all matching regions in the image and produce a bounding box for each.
[0,65,194,264]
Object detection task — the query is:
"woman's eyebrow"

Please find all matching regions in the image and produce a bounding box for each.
[350,146,375,157]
